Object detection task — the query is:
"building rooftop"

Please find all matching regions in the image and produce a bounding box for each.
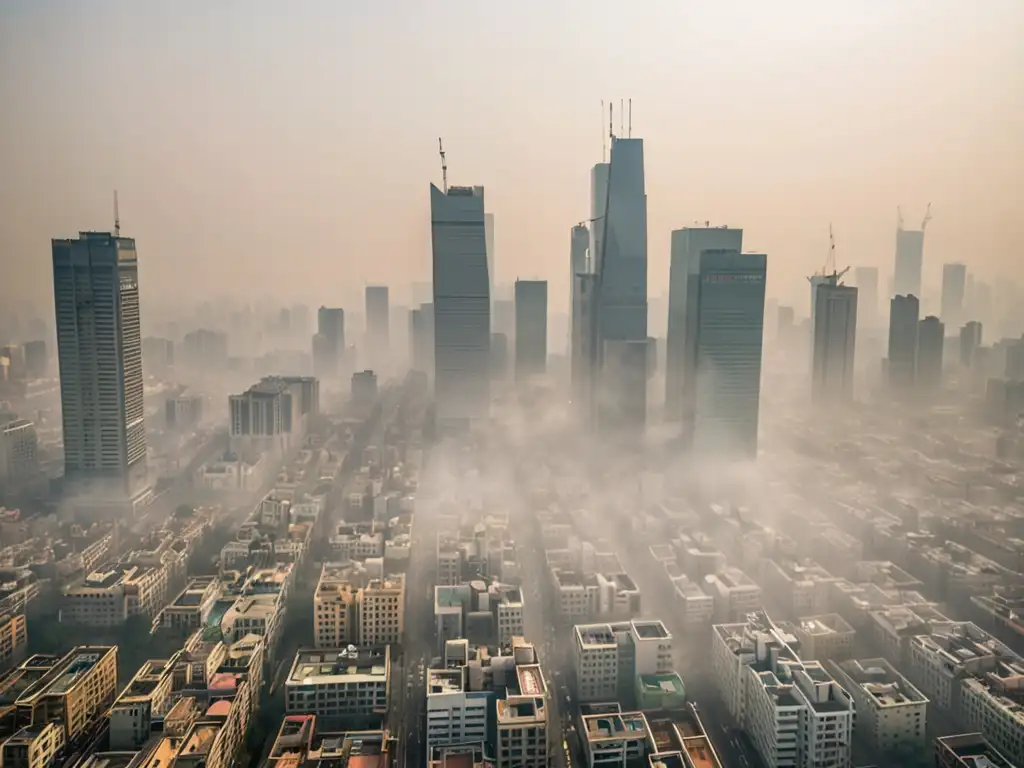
[582,711,650,743]
[797,613,855,637]
[638,673,685,697]
[832,657,928,707]
[287,646,389,686]
[427,669,465,695]
[633,620,670,640]
[936,732,1018,768]
[554,570,597,589]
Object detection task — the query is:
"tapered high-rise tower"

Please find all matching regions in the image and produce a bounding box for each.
[595,135,648,432]
[430,184,491,428]
[52,230,150,514]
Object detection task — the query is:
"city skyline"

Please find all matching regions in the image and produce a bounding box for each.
[1,3,1019,315]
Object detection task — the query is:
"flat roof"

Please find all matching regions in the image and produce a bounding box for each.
[633,620,670,640]
[288,647,388,686]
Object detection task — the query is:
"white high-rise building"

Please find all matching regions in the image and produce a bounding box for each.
[690,249,767,459]
[811,280,858,401]
[940,262,967,330]
[52,230,151,514]
[665,226,744,423]
[430,184,491,428]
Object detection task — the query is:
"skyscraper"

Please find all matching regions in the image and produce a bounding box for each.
[887,295,920,391]
[409,303,434,377]
[893,228,925,299]
[917,315,945,390]
[940,263,967,329]
[690,250,767,459]
[595,136,647,431]
[430,184,491,427]
[485,213,495,307]
[313,306,345,377]
[589,162,610,273]
[514,280,548,381]
[365,286,389,369]
[52,230,150,513]
[665,226,744,423]
[960,321,982,367]
[811,280,858,401]
[570,224,593,407]
[853,266,879,328]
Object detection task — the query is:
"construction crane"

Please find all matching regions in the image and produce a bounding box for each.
[921,202,932,232]
[438,137,448,193]
[807,224,850,287]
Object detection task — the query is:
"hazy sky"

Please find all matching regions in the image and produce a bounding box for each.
[1,1,1020,317]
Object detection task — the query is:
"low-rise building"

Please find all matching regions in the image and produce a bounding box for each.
[935,732,1017,768]
[670,576,714,631]
[0,614,27,671]
[960,665,1024,763]
[285,646,390,728]
[109,657,178,749]
[158,577,221,633]
[14,646,118,743]
[574,621,673,705]
[61,563,170,627]
[220,594,283,648]
[829,657,928,756]
[580,709,653,768]
[360,576,404,647]
[703,568,762,623]
[793,614,855,663]
[0,722,65,768]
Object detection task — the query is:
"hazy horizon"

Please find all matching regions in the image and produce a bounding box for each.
[2,0,1020,317]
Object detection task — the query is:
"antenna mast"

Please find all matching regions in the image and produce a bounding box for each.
[601,100,606,162]
[609,102,613,141]
[438,138,448,193]
[113,190,120,237]
[921,202,932,232]
[620,99,624,134]
[897,205,903,231]
[628,98,632,138]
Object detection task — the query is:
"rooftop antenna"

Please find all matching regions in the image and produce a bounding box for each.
[620,99,624,135]
[897,205,904,231]
[609,101,614,141]
[437,138,448,193]
[628,98,632,138]
[921,202,932,232]
[113,190,120,237]
[601,100,606,162]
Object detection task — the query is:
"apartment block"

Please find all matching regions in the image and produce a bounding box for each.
[110,657,178,749]
[158,576,221,632]
[960,665,1024,762]
[0,722,65,768]
[580,708,653,768]
[434,583,524,651]
[829,657,927,755]
[14,646,118,743]
[712,611,854,768]
[704,567,762,622]
[360,576,404,646]
[61,562,170,626]
[220,594,284,648]
[935,732,1017,768]
[265,714,396,767]
[574,621,673,704]
[906,622,1014,711]
[674,533,726,579]
[314,565,360,649]
[792,614,855,663]
[759,558,838,618]
[670,575,714,631]
[0,614,27,671]
[285,646,390,727]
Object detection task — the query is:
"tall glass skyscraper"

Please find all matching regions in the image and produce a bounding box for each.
[430,184,491,428]
[690,249,767,459]
[52,230,150,513]
[595,136,647,431]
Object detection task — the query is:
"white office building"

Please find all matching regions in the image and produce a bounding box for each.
[52,231,151,514]
[430,184,491,428]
